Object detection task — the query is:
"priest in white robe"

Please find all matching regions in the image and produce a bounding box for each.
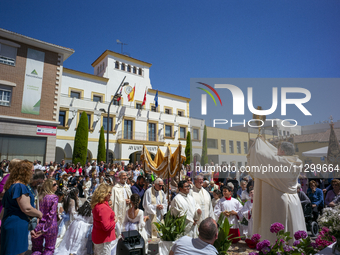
[171,180,202,238]
[248,138,306,243]
[111,171,132,226]
[189,174,215,226]
[142,178,168,238]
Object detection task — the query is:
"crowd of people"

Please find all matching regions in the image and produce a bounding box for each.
[0,153,339,255]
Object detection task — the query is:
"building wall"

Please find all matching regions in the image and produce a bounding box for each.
[295,141,328,165]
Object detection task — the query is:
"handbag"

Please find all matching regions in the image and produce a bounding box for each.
[28,217,38,231]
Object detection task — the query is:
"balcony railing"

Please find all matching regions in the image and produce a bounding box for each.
[116,131,164,142]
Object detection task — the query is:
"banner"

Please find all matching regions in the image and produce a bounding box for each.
[21,48,45,115]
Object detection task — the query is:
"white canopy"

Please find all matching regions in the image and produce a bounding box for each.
[302,146,329,157]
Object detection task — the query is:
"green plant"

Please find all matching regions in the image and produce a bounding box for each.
[72,111,89,166]
[214,214,238,254]
[97,126,106,163]
[153,212,186,241]
[201,125,208,165]
[185,131,192,165]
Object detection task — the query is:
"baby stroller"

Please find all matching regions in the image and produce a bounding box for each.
[303,203,319,237]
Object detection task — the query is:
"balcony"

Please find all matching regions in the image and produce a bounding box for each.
[116,131,165,146]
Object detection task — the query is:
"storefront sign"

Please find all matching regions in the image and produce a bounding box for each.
[36,125,56,136]
[127,145,157,152]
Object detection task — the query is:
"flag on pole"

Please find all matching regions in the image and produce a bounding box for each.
[141,90,147,106]
[154,90,158,109]
[117,87,123,102]
[128,86,135,102]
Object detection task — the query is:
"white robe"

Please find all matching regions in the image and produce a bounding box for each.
[84,180,91,199]
[214,197,243,229]
[248,137,307,243]
[190,186,215,225]
[54,214,93,255]
[170,192,201,238]
[111,182,132,225]
[239,200,253,238]
[142,187,167,237]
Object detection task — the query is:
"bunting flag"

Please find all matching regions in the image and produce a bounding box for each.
[141,90,147,106]
[154,90,158,109]
[128,86,135,102]
[117,87,123,102]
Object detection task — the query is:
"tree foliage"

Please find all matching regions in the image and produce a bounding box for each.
[72,111,88,166]
[185,131,192,165]
[201,125,208,165]
[97,126,106,163]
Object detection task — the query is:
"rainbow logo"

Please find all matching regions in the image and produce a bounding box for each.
[196,82,223,106]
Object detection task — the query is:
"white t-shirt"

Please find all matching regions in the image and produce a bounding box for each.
[171,236,218,255]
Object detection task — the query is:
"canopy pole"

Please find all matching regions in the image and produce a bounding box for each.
[167,143,170,210]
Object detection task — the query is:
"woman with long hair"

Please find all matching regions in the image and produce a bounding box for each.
[64,187,79,225]
[91,183,117,255]
[31,179,59,254]
[1,160,43,255]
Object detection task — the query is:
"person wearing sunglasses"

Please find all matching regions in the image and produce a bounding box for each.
[171,180,202,238]
[142,178,168,238]
[31,179,59,254]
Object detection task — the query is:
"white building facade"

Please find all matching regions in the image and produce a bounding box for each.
[56,50,204,164]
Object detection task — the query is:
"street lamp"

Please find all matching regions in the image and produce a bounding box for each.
[106,76,129,163]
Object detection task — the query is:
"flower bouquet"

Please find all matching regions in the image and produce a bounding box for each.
[318,205,340,253]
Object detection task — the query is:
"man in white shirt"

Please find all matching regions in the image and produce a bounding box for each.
[143,178,167,238]
[171,180,202,238]
[170,217,218,255]
[190,175,215,226]
[111,171,132,225]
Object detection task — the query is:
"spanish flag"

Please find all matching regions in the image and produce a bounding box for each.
[128,86,135,102]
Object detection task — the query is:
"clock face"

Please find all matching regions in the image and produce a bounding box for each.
[125,85,133,94]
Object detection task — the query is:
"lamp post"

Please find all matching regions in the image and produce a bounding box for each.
[106,76,129,163]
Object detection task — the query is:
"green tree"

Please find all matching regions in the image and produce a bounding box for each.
[201,125,208,165]
[97,126,106,163]
[72,111,88,166]
[185,131,192,165]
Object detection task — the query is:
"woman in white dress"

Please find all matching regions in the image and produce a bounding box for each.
[123,194,149,254]
[55,200,93,255]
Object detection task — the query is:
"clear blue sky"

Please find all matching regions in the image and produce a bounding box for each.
[1,0,339,125]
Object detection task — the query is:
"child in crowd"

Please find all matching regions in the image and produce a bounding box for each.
[212,189,222,208]
[54,200,93,255]
[214,185,243,243]
[239,187,254,238]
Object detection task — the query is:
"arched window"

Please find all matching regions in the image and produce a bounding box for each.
[133,67,137,74]
[121,63,125,71]
[115,61,119,69]
[97,67,99,74]
[138,68,142,75]
[127,65,131,72]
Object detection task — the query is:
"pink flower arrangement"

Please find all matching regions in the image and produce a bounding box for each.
[315,227,336,250]
[269,222,284,234]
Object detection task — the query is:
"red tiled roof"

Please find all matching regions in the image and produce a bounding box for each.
[294,128,340,143]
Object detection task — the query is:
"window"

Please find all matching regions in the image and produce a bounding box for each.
[295,145,299,152]
[151,106,156,112]
[0,88,11,106]
[0,43,17,66]
[113,99,121,106]
[121,63,125,71]
[70,91,81,99]
[229,141,234,153]
[103,117,113,132]
[165,108,171,114]
[97,67,99,74]
[165,125,172,137]
[59,110,66,126]
[87,114,92,129]
[149,123,156,141]
[237,141,241,154]
[93,95,102,102]
[136,103,142,109]
[244,142,248,154]
[193,129,199,140]
[138,68,142,75]
[179,127,186,139]
[133,67,137,74]
[283,131,286,136]
[127,65,131,72]
[208,139,218,149]
[115,61,119,69]
[124,119,133,139]
[178,111,184,116]
[287,131,290,136]
[238,162,242,170]
[221,139,226,153]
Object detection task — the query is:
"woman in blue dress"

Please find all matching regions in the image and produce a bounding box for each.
[1,159,43,255]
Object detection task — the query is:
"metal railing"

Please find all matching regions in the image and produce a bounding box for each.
[116,131,164,142]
